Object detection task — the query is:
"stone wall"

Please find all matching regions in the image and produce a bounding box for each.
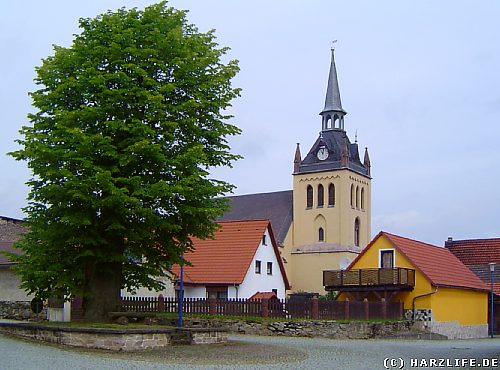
[159,317,418,339]
[0,322,227,351]
[0,301,46,321]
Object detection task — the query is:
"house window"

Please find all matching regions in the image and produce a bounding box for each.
[262,234,267,245]
[267,262,273,275]
[354,218,360,247]
[318,227,325,242]
[317,184,324,207]
[328,183,335,207]
[380,250,394,269]
[306,185,313,209]
[206,286,228,299]
[255,260,261,274]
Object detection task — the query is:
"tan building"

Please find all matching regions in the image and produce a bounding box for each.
[220,50,371,295]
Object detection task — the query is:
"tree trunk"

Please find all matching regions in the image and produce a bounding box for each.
[83,262,122,321]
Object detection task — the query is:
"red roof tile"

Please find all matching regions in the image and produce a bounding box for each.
[350,232,488,291]
[249,291,278,300]
[445,238,500,265]
[172,220,289,288]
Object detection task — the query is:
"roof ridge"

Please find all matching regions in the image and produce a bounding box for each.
[448,237,500,243]
[217,219,270,224]
[382,231,443,250]
[225,190,292,198]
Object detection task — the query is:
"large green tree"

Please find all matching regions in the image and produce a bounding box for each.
[9,2,241,320]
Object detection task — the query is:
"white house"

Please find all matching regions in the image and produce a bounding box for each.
[171,220,290,300]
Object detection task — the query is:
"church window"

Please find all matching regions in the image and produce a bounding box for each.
[317,184,324,207]
[350,184,354,207]
[306,185,313,209]
[328,184,335,206]
[356,186,359,209]
[361,188,365,210]
[354,218,360,247]
[318,227,325,242]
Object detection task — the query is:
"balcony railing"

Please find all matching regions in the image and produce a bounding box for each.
[323,268,415,291]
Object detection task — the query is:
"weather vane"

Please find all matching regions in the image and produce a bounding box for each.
[331,40,338,51]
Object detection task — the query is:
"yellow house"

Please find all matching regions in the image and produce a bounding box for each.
[324,231,489,339]
[220,49,371,295]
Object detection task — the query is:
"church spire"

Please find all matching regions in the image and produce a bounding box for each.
[293,143,302,173]
[320,48,346,131]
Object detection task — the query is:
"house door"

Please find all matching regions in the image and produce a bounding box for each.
[381,250,394,269]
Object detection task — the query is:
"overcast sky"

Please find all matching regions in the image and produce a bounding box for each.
[2,1,500,246]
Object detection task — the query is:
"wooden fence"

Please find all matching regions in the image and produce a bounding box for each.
[119,296,404,321]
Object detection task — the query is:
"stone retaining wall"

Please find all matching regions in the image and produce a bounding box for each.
[0,322,227,351]
[158,317,420,339]
[0,301,46,321]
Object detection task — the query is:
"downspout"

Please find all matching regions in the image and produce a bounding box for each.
[234,284,239,299]
[412,286,438,323]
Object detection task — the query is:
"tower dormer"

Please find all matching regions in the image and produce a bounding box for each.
[320,49,346,131]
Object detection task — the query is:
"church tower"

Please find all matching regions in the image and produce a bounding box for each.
[286,49,372,294]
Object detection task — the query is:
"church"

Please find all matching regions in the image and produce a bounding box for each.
[220,49,372,295]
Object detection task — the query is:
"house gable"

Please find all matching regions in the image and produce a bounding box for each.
[237,225,288,299]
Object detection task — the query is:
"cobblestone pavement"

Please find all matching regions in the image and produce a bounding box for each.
[1,333,499,369]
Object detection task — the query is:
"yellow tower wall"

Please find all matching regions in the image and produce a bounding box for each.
[292,169,371,248]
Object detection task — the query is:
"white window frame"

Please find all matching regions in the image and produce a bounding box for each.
[378,249,395,269]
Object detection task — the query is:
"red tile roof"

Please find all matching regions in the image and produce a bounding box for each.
[249,291,278,300]
[350,231,488,291]
[445,238,500,265]
[172,220,289,289]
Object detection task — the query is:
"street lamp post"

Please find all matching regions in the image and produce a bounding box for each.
[489,262,496,338]
[178,254,184,328]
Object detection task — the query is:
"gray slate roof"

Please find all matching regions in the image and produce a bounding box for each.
[218,190,293,245]
[297,129,369,176]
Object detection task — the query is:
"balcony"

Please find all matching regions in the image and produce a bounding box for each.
[323,267,415,292]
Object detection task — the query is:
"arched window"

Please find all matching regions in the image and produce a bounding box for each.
[306,185,313,209]
[356,186,359,209]
[354,218,360,247]
[350,184,354,207]
[318,227,325,242]
[328,184,335,207]
[361,188,365,210]
[317,184,324,207]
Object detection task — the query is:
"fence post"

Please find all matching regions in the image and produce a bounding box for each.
[364,298,369,320]
[311,296,319,319]
[381,298,387,320]
[158,294,165,313]
[344,298,350,320]
[261,298,269,318]
[208,298,217,315]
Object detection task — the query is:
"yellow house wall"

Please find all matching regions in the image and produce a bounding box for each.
[431,287,487,325]
[290,251,359,294]
[292,169,371,248]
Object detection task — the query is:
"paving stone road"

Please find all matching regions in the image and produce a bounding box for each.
[1,333,499,369]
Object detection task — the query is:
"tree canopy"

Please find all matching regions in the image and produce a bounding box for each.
[9,1,241,319]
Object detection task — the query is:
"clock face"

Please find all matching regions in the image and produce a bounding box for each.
[317,147,329,161]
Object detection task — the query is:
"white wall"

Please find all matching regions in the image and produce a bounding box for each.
[237,226,287,299]
[183,285,206,299]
